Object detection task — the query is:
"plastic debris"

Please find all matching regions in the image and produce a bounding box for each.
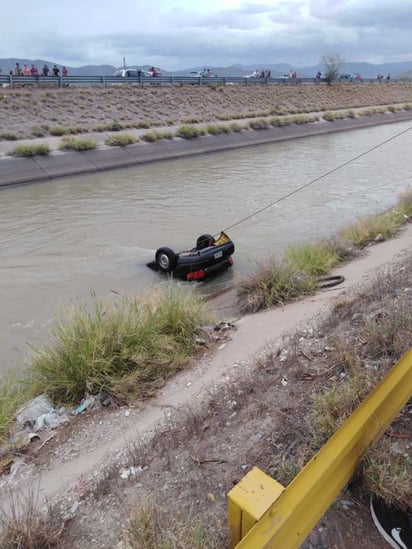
[74,395,97,415]
[16,395,54,427]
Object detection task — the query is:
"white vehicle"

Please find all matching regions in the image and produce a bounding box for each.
[113,68,151,78]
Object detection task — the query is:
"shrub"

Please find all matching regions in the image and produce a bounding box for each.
[285,241,342,276]
[218,124,231,133]
[270,117,290,127]
[175,125,201,139]
[105,133,138,147]
[49,126,66,136]
[142,131,158,142]
[322,111,336,121]
[30,126,47,137]
[237,257,317,313]
[206,124,221,135]
[154,130,173,140]
[230,122,243,132]
[0,132,17,141]
[249,118,270,130]
[8,143,50,157]
[339,211,404,248]
[59,136,97,151]
[111,119,123,131]
[290,114,312,125]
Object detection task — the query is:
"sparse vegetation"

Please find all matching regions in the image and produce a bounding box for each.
[105,133,138,147]
[49,126,66,136]
[0,490,64,548]
[58,136,97,151]
[125,499,227,549]
[176,124,204,138]
[8,143,50,157]
[0,131,17,140]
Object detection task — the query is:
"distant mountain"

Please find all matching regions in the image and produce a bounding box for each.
[2,57,412,79]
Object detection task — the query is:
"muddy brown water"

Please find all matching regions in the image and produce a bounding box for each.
[1,120,412,377]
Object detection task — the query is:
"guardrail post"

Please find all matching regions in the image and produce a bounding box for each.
[227,467,285,548]
[102,76,106,88]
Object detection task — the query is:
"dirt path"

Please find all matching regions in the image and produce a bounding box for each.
[2,222,412,519]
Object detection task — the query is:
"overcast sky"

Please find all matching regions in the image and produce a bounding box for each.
[2,0,412,70]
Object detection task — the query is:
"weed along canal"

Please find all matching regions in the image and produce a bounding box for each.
[1,119,412,378]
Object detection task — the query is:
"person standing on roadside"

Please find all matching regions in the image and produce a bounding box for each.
[62,66,68,77]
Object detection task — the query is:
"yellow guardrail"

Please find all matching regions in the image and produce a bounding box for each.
[228,347,412,548]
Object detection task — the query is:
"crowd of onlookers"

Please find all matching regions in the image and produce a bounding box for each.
[0,63,69,77]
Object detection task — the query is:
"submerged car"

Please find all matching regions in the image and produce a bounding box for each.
[147,231,235,281]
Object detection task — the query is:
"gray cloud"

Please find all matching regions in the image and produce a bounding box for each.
[1,0,412,69]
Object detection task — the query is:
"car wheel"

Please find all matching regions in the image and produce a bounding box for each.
[155,247,177,273]
[196,234,215,250]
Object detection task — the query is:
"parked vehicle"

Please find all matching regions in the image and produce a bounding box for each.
[188,70,217,78]
[148,67,161,77]
[147,231,235,281]
[113,68,152,78]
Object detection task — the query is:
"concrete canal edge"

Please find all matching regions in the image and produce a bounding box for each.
[1,110,412,188]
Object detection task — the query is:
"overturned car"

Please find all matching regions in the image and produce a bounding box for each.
[147,231,235,281]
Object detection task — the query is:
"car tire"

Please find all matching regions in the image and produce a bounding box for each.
[155,247,177,273]
[317,275,345,289]
[196,234,215,250]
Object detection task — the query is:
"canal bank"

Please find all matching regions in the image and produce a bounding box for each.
[1,109,412,187]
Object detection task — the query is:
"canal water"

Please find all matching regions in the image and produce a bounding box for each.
[1,120,412,376]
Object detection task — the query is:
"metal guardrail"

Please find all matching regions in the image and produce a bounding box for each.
[228,346,412,548]
[0,74,382,88]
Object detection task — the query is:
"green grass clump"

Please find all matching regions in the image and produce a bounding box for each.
[110,119,123,131]
[30,126,47,137]
[59,136,97,151]
[290,114,312,125]
[249,118,270,130]
[0,375,28,445]
[397,187,412,218]
[0,132,17,141]
[206,124,221,135]
[230,122,243,132]
[29,286,209,405]
[142,131,158,142]
[8,143,50,157]
[285,241,342,276]
[49,126,66,136]
[154,130,174,140]
[105,133,138,147]
[137,120,152,129]
[237,258,317,313]
[322,111,336,121]
[339,211,404,248]
[175,125,202,139]
[270,117,290,127]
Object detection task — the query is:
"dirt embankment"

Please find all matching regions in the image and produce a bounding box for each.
[1,82,412,140]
